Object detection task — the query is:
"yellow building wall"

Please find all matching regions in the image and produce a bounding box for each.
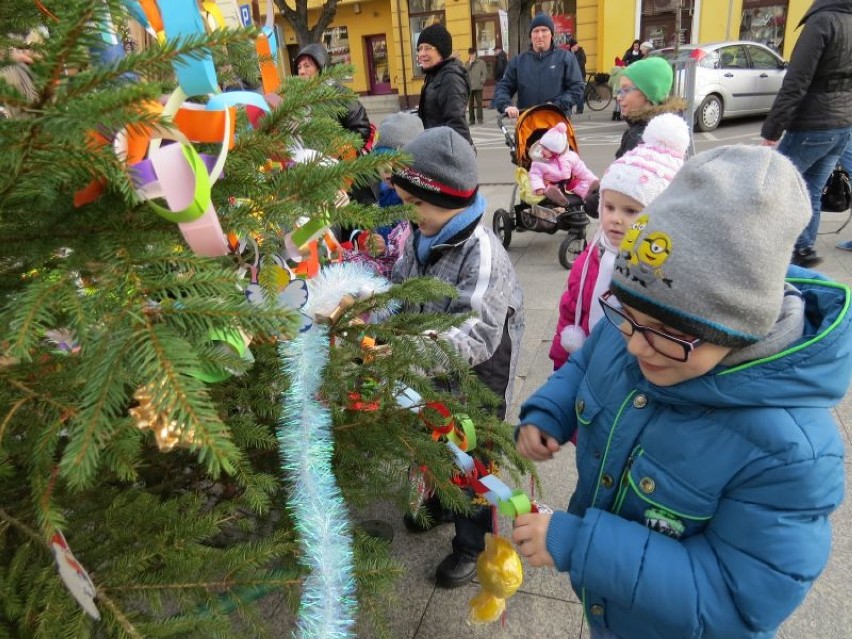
[596,1,637,76]
[277,0,397,95]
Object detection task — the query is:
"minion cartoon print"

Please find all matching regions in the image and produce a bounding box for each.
[617,216,674,289]
[615,214,649,278]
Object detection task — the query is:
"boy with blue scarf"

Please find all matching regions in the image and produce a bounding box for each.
[391,126,525,588]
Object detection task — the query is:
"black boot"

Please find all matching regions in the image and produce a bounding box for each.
[791,247,822,268]
[435,551,478,588]
[403,496,453,533]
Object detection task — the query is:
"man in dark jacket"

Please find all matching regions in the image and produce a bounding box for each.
[493,45,508,81]
[761,0,852,268]
[491,13,584,118]
[416,24,473,145]
[295,43,373,146]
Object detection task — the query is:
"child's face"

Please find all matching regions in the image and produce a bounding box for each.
[617,76,649,117]
[600,190,644,246]
[618,302,732,386]
[540,147,554,159]
[394,186,459,237]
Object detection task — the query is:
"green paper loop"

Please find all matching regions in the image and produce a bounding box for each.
[148,144,212,224]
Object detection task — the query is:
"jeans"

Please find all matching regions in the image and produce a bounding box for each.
[468,89,484,124]
[776,126,852,250]
[840,138,852,174]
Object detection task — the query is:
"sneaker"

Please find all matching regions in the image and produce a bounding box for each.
[791,247,823,268]
[837,239,852,251]
[435,551,478,588]
[403,497,454,533]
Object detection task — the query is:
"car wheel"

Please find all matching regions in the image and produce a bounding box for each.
[492,208,513,248]
[696,94,722,132]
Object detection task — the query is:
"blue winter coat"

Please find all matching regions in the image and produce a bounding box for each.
[518,272,849,639]
[491,46,584,115]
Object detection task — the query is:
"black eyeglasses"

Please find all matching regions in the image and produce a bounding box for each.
[598,291,702,362]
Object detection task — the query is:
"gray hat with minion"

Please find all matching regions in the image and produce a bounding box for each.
[391,126,478,209]
[610,144,810,348]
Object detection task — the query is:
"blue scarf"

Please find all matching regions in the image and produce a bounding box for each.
[415,193,485,264]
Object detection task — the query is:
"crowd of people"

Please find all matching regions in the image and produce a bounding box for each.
[313,4,851,638]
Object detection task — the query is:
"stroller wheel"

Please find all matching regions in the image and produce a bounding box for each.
[492,208,513,248]
[558,234,587,270]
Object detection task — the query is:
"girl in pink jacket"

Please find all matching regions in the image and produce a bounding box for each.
[550,113,690,369]
[529,122,598,203]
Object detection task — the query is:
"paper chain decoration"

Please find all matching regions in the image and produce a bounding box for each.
[392,386,541,519]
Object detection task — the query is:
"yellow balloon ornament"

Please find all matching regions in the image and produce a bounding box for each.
[467,533,524,625]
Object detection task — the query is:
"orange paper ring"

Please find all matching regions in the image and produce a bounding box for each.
[256,33,281,95]
[138,0,164,33]
[173,106,237,149]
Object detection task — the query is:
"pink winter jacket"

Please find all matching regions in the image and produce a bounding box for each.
[549,242,601,370]
[529,149,597,200]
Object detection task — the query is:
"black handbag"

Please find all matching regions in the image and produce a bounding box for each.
[821,165,851,213]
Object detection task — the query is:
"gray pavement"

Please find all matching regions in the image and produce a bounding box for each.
[270,108,852,638]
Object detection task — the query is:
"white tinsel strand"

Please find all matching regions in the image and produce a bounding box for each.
[279,326,357,639]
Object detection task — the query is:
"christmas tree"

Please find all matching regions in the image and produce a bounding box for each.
[0,2,534,637]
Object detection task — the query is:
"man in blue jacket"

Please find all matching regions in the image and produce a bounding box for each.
[491,13,584,118]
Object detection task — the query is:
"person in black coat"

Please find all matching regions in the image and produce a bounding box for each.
[295,43,372,146]
[415,23,473,145]
[567,37,586,114]
[493,45,508,81]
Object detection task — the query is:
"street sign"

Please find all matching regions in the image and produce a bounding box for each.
[239,4,251,26]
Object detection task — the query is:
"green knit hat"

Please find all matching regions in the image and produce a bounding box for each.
[622,57,673,104]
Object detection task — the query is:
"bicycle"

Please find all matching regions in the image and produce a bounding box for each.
[583,72,613,111]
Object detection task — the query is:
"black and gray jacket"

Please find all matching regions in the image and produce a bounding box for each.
[296,43,372,143]
[761,0,852,140]
[391,212,524,415]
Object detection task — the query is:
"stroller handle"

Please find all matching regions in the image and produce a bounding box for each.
[497,112,515,151]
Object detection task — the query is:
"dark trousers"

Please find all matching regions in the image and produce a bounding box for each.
[452,492,493,558]
[468,90,484,124]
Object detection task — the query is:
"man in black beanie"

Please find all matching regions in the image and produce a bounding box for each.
[415,23,473,144]
[492,13,584,118]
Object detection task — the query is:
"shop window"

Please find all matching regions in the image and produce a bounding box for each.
[534,1,575,50]
[472,0,507,14]
[739,1,787,54]
[409,9,445,77]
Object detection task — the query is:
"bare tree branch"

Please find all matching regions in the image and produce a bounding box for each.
[273,0,341,48]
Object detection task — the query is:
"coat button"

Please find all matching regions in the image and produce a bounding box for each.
[639,477,656,493]
[590,604,605,615]
[601,473,614,489]
[576,398,585,414]
[633,394,648,408]
[593,450,601,459]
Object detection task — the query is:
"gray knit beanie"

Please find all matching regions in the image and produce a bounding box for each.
[375,112,424,151]
[611,145,810,347]
[391,126,478,209]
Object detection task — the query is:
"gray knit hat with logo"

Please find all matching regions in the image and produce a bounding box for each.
[610,145,810,347]
[375,112,424,151]
[391,126,478,209]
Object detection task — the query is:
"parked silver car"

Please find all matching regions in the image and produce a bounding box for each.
[652,41,787,132]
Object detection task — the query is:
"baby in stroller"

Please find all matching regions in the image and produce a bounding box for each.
[529,122,598,208]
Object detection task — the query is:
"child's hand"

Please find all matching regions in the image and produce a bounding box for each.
[364,233,386,256]
[512,513,554,567]
[516,424,560,461]
[534,188,545,195]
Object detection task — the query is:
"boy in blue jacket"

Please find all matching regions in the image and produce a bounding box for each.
[512,145,849,639]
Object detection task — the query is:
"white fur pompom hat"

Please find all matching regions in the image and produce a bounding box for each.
[539,122,569,154]
[599,113,690,207]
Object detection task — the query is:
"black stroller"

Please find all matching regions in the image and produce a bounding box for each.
[492,104,590,270]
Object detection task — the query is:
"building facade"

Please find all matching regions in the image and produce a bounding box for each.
[233,0,811,104]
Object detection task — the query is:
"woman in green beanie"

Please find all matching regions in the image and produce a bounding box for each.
[614,56,686,158]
